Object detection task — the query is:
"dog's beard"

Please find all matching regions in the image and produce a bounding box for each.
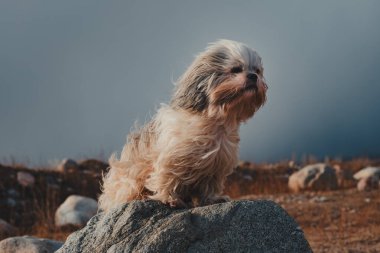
[209,79,267,121]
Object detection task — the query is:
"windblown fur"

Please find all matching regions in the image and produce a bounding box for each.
[99,40,267,211]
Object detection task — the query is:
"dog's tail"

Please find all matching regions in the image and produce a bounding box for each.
[98,122,156,212]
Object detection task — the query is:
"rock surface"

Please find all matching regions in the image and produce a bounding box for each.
[0,236,63,253]
[288,163,338,192]
[57,200,311,253]
[55,195,98,228]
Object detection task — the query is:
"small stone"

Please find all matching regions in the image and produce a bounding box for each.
[55,195,98,228]
[6,198,17,207]
[288,163,338,192]
[354,167,380,180]
[243,174,253,181]
[57,159,78,173]
[16,171,35,187]
[6,189,20,198]
[0,236,63,253]
[354,167,380,191]
[311,196,329,203]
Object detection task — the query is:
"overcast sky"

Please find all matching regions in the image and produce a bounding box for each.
[1,0,379,165]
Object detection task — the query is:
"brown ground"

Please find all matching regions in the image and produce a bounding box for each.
[35,189,380,252]
[246,190,380,253]
[1,157,380,252]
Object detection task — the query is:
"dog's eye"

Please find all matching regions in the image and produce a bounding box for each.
[254,68,261,75]
[231,66,243,73]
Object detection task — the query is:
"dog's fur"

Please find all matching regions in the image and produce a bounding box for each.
[99,40,267,211]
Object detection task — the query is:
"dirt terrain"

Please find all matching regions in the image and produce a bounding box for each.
[247,189,380,252]
[1,157,379,252]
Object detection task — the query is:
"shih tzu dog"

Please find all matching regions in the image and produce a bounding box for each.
[99,40,267,211]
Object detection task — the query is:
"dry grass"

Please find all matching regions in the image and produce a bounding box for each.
[226,158,380,252]
[278,190,380,252]
[1,156,380,252]
[0,160,107,241]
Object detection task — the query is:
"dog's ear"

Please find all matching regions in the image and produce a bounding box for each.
[172,74,209,112]
[171,49,229,112]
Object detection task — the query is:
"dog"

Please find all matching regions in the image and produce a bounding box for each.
[99,40,267,211]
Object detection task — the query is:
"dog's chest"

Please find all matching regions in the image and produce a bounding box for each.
[155,107,240,169]
[207,125,240,168]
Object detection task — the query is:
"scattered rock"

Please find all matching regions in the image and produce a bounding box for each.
[0,236,63,253]
[354,167,380,180]
[6,189,19,198]
[288,163,338,192]
[57,200,312,253]
[0,219,17,241]
[6,198,17,208]
[55,195,98,228]
[357,176,379,191]
[243,174,253,181]
[16,171,35,187]
[78,159,108,174]
[310,196,329,203]
[354,167,380,191]
[57,159,78,173]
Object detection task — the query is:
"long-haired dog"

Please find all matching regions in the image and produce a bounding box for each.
[99,40,267,211]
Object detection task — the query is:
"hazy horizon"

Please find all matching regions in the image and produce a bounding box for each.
[1,1,380,166]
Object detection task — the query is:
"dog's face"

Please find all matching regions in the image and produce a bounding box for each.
[172,40,267,122]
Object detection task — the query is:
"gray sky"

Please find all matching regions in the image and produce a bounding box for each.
[1,0,380,165]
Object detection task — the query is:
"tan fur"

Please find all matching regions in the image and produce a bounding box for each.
[99,40,267,211]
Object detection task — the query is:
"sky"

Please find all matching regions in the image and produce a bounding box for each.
[1,1,380,165]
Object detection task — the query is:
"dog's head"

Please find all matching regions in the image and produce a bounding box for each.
[171,39,267,122]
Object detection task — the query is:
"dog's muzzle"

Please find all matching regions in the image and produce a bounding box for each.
[245,73,258,91]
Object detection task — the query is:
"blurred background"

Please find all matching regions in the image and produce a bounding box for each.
[1,0,380,165]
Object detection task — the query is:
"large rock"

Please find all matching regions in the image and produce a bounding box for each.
[55,195,98,228]
[288,163,338,192]
[0,236,63,253]
[354,167,380,191]
[57,200,312,253]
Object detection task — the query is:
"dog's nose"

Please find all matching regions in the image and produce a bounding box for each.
[247,73,258,82]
